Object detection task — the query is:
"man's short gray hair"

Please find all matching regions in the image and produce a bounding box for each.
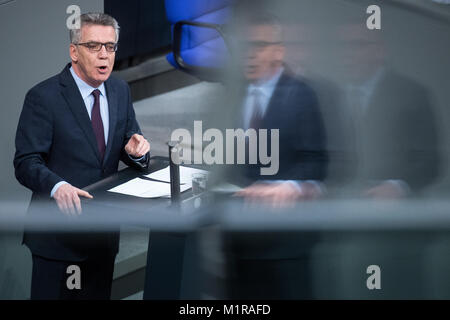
[246,13,284,43]
[70,13,120,44]
[234,12,284,44]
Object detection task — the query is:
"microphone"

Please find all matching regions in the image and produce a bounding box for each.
[168,141,181,204]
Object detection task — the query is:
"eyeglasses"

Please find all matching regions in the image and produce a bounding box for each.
[75,42,118,52]
[240,41,282,50]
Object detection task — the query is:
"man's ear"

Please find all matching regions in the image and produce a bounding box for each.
[69,44,78,63]
[274,45,286,62]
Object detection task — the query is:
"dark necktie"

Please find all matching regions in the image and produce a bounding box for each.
[91,89,106,160]
[249,89,263,130]
[245,89,263,168]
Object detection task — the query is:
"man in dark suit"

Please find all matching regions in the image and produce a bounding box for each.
[328,23,441,198]
[14,13,150,299]
[355,70,440,196]
[230,13,328,206]
[219,13,327,299]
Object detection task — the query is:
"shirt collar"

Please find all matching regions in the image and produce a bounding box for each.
[348,67,384,95]
[69,65,106,100]
[247,67,284,98]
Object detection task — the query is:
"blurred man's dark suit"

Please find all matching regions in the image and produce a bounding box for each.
[319,69,441,195]
[14,63,149,299]
[218,68,328,299]
[358,70,440,191]
[223,69,327,184]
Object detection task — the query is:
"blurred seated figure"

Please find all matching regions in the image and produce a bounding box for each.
[328,23,441,199]
[224,12,328,207]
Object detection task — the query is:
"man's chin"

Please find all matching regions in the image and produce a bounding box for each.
[244,72,259,82]
[93,73,111,85]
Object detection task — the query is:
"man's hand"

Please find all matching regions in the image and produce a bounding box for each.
[53,184,93,216]
[364,181,408,199]
[235,181,322,208]
[125,134,150,158]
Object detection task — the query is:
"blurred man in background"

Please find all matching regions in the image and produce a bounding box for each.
[218,11,327,299]
[230,13,328,207]
[330,23,441,198]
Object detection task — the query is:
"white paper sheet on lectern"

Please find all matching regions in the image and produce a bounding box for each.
[144,166,209,185]
[107,178,191,198]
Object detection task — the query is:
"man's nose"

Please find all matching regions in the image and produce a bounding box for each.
[98,45,108,58]
[247,49,257,59]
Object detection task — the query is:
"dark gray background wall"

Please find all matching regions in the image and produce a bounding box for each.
[104,0,171,62]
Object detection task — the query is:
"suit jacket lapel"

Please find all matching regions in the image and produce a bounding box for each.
[103,79,118,165]
[263,71,289,127]
[59,64,102,163]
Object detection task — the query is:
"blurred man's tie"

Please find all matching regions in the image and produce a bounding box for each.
[245,89,263,167]
[249,89,263,130]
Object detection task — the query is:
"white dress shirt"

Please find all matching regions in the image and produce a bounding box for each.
[242,67,284,130]
[69,66,109,143]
